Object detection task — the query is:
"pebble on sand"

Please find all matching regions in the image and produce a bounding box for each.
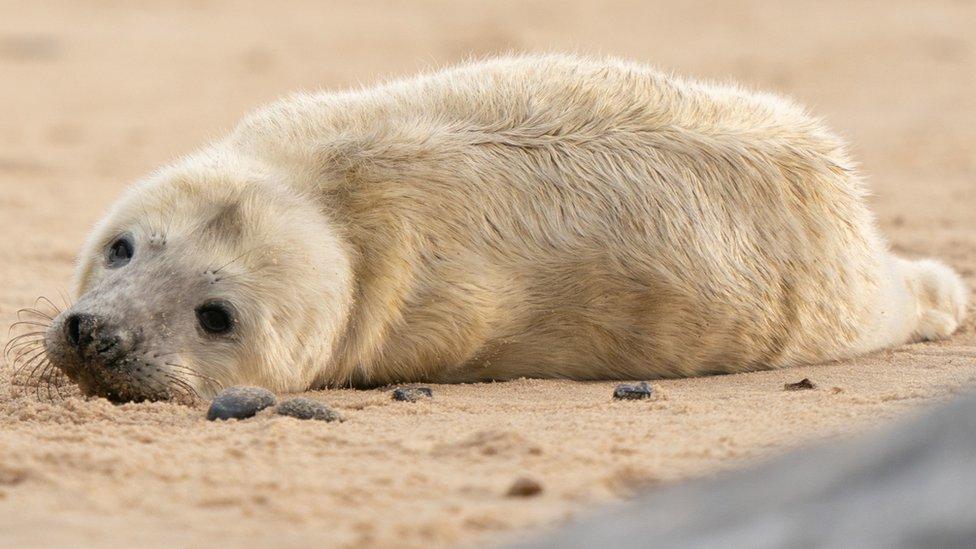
[785,378,816,391]
[276,397,343,422]
[206,386,276,421]
[506,477,544,498]
[613,382,653,400]
[392,387,434,402]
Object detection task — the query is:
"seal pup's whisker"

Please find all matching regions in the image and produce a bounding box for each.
[33,361,67,402]
[17,307,54,322]
[3,331,47,359]
[3,313,74,401]
[7,320,52,333]
[166,367,221,391]
[55,289,73,313]
[9,343,46,376]
[51,364,72,394]
[206,261,276,283]
[165,362,222,394]
[4,337,48,397]
[135,207,155,239]
[33,295,64,317]
[37,361,58,402]
[163,373,200,404]
[4,336,45,359]
[211,244,270,275]
[167,360,229,385]
[15,351,54,400]
[18,347,51,381]
[153,371,182,402]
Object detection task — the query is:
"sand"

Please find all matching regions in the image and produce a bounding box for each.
[0,1,973,547]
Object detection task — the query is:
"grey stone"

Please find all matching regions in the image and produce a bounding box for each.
[520,390,976,549]
[612,382,653,400]
[276,397,342,422]
[206,386,276,421]
[392,387,433,402]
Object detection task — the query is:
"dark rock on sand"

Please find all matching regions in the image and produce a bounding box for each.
[392,387,434,402]
[613,382,653,400]
[276,397,342,422]
[206,386,276,421]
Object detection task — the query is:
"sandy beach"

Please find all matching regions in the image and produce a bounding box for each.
[1,1,974,547]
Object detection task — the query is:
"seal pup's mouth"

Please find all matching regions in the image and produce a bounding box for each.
[44,309,204,403]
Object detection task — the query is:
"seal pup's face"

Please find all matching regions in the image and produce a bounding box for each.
[43,154,354,402]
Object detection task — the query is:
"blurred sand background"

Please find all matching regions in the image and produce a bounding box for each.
[0,1,974,547]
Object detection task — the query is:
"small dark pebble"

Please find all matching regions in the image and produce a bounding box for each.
[392,387,434,402]
[613,382,653,400]
[506,477,544,498]
[207,386,276,421]
[785,378,816,391]
[276,397,343,422]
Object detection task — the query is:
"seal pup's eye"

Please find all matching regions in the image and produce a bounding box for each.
[107,236,134,268]
[196,300,236,335]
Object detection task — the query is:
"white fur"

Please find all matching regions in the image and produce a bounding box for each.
[73,54,969,394]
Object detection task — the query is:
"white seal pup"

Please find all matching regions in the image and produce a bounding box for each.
[28,54,967,401]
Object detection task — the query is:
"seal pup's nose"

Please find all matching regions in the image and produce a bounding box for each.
[64,313,128,361]
[65,313,96,350]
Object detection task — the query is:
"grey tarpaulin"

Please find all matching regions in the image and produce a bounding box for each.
[519,391,976,549]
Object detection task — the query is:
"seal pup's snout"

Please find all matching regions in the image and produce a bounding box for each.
[63,312,133,362]
[44,308,162,402]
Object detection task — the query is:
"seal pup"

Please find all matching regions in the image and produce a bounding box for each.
[19,54,967,402]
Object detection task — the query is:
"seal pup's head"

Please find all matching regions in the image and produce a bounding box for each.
[42,149,354,402]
